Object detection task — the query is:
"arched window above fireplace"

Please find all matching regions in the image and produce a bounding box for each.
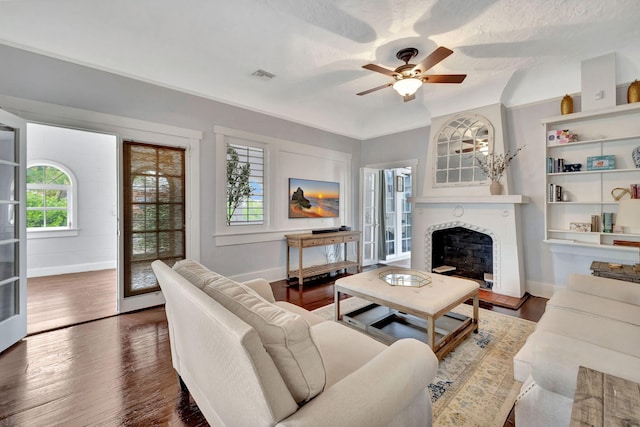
[433,114,494,186]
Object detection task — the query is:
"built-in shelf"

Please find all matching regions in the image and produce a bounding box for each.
[548,168,640,176]
[543,102,640,257]
[547,135,640,149]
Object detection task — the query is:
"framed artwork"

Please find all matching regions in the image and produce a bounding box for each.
[289,178,339,218]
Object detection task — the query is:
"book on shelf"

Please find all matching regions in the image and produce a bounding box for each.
[548,183,563,202]
[613,240,640,247]
[547,157,565,174]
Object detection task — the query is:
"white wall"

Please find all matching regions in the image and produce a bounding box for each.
[26,123,117,277]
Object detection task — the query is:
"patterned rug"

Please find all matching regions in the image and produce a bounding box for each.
[312,297,536,427]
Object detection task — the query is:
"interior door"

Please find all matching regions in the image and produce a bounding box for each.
[360,167,379,266]
[0,109,27,354]
[119,141,186,313]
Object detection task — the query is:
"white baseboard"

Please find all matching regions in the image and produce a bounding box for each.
[525,280,558,299]
[27,261,116,278]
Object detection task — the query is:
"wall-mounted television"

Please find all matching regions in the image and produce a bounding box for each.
[289,178,339,218]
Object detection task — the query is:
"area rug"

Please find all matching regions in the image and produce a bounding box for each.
[312,297,536,427]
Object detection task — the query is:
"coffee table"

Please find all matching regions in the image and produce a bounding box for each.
[334,267,479,359]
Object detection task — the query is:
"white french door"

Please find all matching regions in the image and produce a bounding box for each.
[383,168,412,261]
[0,109,27,354]
[360,168,379,266]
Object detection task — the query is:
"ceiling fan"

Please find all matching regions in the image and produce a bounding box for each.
[357,46,466,102]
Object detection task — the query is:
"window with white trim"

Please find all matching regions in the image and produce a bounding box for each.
[226,143,264,225]
[26,163,75,229]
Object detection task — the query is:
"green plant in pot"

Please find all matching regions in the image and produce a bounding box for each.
[226,145,253,225]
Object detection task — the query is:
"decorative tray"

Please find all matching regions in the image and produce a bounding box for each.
[378,268,432,288]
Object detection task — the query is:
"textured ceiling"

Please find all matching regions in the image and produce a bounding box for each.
[0,0,639,139]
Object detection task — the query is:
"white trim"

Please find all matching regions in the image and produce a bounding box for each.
[214,126,352,246]
[364,158,419,169]
[26,160,77,230]
[27,228,79,239]
[1,94,202,140]
[525,280,556,299]
[27,260,116,278]
[0,95,202,313]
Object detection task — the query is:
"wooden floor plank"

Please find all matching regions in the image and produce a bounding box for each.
[27,269,117,335]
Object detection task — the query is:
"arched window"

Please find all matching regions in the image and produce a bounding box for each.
[26,162,76,230]
[433,114,494,186]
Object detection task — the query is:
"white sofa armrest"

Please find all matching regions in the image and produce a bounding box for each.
[531,334,640,399]
[277,339,438,427]
[567,273,640,306]
[241,278,276,303]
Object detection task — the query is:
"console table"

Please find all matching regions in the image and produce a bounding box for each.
[570,366,640,426]
[285,231,361,287]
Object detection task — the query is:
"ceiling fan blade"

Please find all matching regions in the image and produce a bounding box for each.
[403,94,416,103]
[356,82,393,96]
[421,74,467,84]
[362,63,400,77]
[411,46,453,74]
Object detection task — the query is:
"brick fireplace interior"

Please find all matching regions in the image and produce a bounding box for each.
[431,226,493,289]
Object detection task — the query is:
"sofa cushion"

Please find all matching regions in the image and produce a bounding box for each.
[203,279,326,403]
[172,259,222,289]
[548,288,640,326]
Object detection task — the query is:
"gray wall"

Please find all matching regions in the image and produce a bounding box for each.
[2,43,631,294]
[0,44,360,280]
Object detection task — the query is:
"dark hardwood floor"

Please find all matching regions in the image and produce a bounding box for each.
[1,268,546,426]
[27,269,117,335]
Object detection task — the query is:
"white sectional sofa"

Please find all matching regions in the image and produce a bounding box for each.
[513,273,640,426]
[151,259,439,427]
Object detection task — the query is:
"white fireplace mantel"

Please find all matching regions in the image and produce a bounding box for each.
[410,195,530,204]
[411,195,529,298]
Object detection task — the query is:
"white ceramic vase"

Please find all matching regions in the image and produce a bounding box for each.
[633,146,640,168]
[489,180,502,195]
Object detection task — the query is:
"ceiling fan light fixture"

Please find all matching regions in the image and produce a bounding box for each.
[392,78,422,96]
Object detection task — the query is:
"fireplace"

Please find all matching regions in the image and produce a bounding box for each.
[411,196,528,298]
[432,226,493,287]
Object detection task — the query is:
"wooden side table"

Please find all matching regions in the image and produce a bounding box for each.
[285,231,361,287]
[570,366,640,426]
[590,261,640,283]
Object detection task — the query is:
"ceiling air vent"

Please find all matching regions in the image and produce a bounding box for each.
[251,69,275,81]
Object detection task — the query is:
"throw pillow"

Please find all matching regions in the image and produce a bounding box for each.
[172,259,222,289]
[203,279,326,403]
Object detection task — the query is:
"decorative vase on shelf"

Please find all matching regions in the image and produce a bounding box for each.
[633,146,640,168]
[489,180,503,195]
[628,80,640,103]
[560,94,574,115]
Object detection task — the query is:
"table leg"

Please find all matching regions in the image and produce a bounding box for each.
[427,315,435,350]
[334,288,341,322]
[473,292,479,333]
[298,244,304,288]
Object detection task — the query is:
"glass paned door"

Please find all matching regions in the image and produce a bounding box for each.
[361,168,379,266]
[383,168,412,261]
[123,142,185,297]
[0,110,26,355]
